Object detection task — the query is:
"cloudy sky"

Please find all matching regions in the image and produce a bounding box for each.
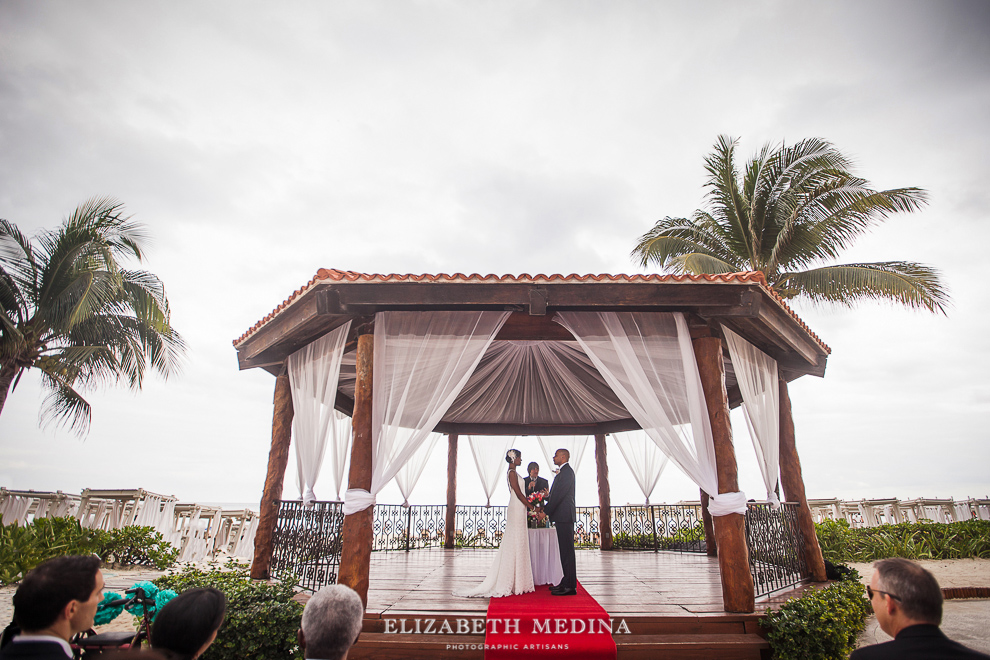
[1,1,988,511]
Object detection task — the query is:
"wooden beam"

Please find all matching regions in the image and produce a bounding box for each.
[692,336,755,613]
[444,435,458,549]
[779,376,828,582]
[595,434,613,551]
[250,371,293,580]
[431,418,641,437]
[700,489,717,557]
[338,333,375,607]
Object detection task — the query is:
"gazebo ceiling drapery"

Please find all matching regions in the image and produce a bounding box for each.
[234,269,830,437]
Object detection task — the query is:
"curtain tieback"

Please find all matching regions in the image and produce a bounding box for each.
[707,491,748,516]
[342,489,376,515]
[766,491,781,510]
[302,487,317,508]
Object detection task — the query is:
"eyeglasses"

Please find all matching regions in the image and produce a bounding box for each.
[866,586,900,601]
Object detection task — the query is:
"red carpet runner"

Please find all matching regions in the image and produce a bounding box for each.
[484,583,617,660]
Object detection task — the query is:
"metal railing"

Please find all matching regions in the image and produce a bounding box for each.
[746,502,807,598]
[270,500,807,597]
[270,500,345,591]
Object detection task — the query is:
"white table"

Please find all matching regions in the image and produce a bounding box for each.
[528,527,564,586]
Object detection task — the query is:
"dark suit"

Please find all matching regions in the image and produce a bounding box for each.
[0,640,72,660]
[543,463,576,590]
[850,624,990,659]
[524,476,549,496]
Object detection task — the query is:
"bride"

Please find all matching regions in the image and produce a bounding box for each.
[454,449,536,598]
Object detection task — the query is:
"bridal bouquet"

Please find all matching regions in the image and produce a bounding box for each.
[527,491,549,529]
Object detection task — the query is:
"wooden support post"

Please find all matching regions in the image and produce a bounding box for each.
[595,434,613,551]
[693,336,755,613]
[700,489,717,556]
[337,333,375,606]
[444,434,458,549]
[250,371,294,580]
[779,376,828,582]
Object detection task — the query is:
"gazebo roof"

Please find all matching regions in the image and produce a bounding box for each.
[233,269,830,435]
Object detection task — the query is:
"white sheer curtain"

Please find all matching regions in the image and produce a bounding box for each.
[612,430,669,504]
[723,326,781,508]
[468,435,515,506]
[343,310,510,515]
[555,311,746,516]
[536,435,589,474]
[327,410,352,501]
[395,432,441,506]
[288,321,352,506]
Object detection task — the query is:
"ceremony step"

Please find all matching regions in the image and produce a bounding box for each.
[615,633,769,660]
[351,614,771,660]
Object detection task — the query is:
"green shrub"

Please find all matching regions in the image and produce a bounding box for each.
[0,518,178,585]
[96,526,178,569]
[761,571,872,660]
[154,563,304,660]
[0,517,103,585]
[816,519,990,563]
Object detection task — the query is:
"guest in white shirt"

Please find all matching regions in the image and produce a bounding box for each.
[0,555,104,660]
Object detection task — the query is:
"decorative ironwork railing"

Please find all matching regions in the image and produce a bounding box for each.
[745,502,807,598]
[270,500,807,597]
[270,500,345,591]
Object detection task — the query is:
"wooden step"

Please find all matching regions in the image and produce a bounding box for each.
[349,631,769,660]
[350,633,486,659]
[617,633,769,660]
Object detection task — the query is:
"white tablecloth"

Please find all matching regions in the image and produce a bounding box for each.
[528,527,563,586]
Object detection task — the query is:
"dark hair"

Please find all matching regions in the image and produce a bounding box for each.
[505,449,520,464]
[151,588,226,659]
[874,558,943,624]
[527,462,539,472]
[13,555,101,631]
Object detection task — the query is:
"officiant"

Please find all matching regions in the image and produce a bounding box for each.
[524,462,549,496]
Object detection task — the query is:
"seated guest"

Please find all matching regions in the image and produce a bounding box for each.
[523,462,549,496]
[851,557,990,659]
[150,588,226,660]
[298,585,363,660]
[0,555,104,660]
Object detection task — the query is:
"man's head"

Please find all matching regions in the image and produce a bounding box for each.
[869,558,942,637]
[299,585,363,660]
[553,448,569,466]
[527,462,539,478]
[13,555,103,639]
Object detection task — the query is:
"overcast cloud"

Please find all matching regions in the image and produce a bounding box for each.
[1,1,988,509]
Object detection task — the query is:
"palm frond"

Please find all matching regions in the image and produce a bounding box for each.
[38,369,92,436]
[672,253,739,275]
[773,262,950,314]
[632,216,742,270]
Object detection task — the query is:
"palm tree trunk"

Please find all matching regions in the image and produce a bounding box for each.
[0,362,19,418]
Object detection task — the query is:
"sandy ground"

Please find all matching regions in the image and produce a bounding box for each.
[851,558,990,653]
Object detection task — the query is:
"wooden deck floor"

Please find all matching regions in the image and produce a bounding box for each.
[364,548,807,617]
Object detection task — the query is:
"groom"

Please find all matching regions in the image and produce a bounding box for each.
[543,448,577,596]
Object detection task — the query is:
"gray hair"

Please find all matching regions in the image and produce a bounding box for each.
[874,558,942,624]
[301,585,364,660]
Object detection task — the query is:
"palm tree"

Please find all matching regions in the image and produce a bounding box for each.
[0,197,185,435]
[632,136,949,313]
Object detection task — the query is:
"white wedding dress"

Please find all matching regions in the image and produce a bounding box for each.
[454,469,534,598]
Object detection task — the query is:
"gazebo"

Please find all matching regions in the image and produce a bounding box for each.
[233,268,829,615]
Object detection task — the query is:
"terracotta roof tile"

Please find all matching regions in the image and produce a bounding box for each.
[233,269,829,354]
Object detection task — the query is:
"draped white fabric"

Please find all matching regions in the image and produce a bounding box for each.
[468,435,515,506]
[328,410,352,501]
[555,311,746,516]
[723,326,781,508]
[536,435,589,474]
[343,310,510,515]
[612,430,669,504]
[288,321,352,506]
[395,432,441,506]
